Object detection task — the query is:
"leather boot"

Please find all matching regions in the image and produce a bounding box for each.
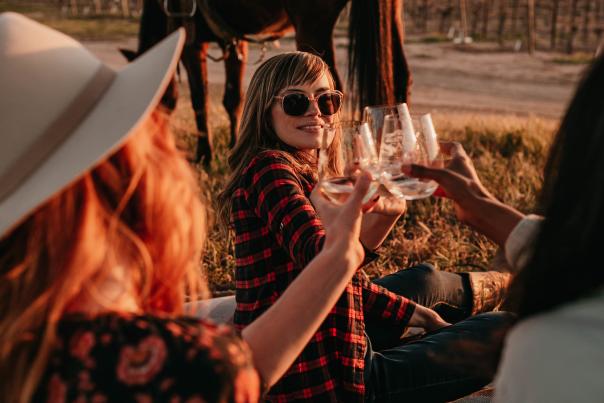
[467,271,512,314]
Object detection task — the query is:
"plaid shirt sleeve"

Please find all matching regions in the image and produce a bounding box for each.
[360,274,416,335]
[243,152,324,269]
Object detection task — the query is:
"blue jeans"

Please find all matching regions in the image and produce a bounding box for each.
[365,264,515,402]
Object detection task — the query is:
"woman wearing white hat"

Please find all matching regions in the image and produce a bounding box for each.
[0,13,373,402]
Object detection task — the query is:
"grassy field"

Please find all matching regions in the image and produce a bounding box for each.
[170,98,556,295]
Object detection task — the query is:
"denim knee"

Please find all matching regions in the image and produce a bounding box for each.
[394,263,439,294]
[472,311,518,329]
[373,263,440,298]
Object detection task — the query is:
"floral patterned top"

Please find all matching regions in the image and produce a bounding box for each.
[33,313,260,403]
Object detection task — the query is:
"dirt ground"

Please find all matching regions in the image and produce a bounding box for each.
[84,35,589,123]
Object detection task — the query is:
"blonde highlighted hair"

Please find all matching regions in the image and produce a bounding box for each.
[218,51,342,228]
[0,110,208,402]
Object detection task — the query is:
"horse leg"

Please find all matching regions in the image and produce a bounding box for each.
[222,41,248,149]
[136,0,178,111]
[287,0,347,91]
[294,30,342,91]
[181,42,212,166]
[138,0,169,53]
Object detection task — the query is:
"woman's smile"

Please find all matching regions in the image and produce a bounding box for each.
[296,121,324,133]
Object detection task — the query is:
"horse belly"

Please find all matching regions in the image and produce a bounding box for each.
[210,0,292,36]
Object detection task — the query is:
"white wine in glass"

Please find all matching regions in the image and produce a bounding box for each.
[318,121,380,203]
[370,105,438,200]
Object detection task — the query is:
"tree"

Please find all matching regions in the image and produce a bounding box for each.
[582,0,593,46]
[498,0,508,46]
[567,0,580,54]
[482,0,491,39]
[528,0,536,54]
[551,0,561,49]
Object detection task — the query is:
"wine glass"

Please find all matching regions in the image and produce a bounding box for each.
[318,121,381,204]
[364,104,402,154]
[364,104,441,200]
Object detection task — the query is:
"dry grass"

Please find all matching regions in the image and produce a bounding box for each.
[171,92,557,295]
[364,114,554,279]
[552,52,595,65]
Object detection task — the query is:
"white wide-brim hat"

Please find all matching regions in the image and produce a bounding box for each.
[0,12,185,238]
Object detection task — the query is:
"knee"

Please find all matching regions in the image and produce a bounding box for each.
[414,262,437,275]
[373,263,441,298]
[487,310,516,321]
[472,311,518,336]
[401,263,439,294]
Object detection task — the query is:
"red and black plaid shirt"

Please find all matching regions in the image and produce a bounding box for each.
[231,151,416,402]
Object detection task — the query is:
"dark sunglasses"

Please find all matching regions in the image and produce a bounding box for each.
[274,90,343,117]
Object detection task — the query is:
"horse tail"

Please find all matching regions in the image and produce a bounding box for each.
[348,0,411,112]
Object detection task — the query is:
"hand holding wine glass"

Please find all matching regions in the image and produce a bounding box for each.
[318,121,381,204]
[410,141,497,224]
[409,141,525,247]
[311,170,373,266]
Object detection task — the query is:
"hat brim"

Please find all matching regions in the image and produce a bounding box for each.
[0,28,185,238]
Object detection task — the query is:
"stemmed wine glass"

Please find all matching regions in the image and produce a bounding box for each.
[318,121,381,203]
[363,104,442,200]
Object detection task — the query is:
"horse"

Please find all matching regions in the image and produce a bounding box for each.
[132,0,411,165]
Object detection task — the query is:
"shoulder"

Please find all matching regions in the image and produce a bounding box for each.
[242,150,303,188]
[243,150,297,175]
[45,314,256,396]
[56,313,250,363]
[504,214,544,272]
[494,295,604,402]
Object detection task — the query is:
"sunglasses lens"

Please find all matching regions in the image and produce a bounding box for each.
[281,92,342,116]
[318,93,341,116]
[282,93,310,116]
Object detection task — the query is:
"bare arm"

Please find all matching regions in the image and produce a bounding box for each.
[241,173,371,388]
[455,192,524,247]
[359,192,407,250]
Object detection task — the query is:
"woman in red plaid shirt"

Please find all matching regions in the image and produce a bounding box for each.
[219,52,515,402]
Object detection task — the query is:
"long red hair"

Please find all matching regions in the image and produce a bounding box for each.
[0,110,208,402]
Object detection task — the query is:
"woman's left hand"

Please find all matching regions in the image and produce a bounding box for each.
[311,172,372,266]
[409,304,451,331]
